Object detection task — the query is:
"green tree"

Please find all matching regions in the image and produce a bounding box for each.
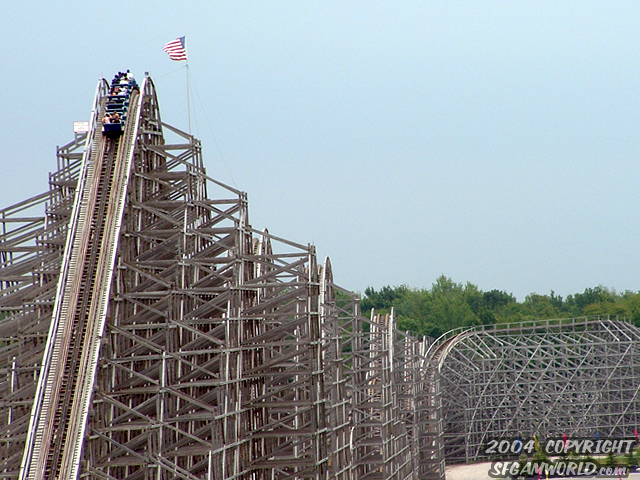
[360,279,637,339]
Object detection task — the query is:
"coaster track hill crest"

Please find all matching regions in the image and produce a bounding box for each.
[0,72,435,480]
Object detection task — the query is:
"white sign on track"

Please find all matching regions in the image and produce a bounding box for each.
[73,121,90,133]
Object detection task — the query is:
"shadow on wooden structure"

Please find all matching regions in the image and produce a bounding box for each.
[0,75,429,480]
[2,75,640,480]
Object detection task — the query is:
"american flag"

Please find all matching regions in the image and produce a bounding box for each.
[163,37,188,61]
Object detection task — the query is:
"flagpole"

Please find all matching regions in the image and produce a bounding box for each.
[186,61,192,134]
[163,36,191,133]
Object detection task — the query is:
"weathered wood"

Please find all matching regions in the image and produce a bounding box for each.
[0,74,452,480]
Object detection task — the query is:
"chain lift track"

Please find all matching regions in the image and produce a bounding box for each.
[2,74,640,480]
[20,78,141,480]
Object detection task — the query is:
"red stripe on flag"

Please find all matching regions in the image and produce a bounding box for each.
[163,37,187,61]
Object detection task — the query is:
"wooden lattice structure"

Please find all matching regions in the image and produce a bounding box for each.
[419,316,640,479]
[0,75,427,480]
[3,73,640,480]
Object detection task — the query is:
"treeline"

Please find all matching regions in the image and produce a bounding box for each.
[360,275,640,338]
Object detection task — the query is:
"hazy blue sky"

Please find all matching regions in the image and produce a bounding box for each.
[2,2,640,300]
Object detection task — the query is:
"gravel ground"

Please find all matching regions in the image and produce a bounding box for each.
[446,462,495,480]
[446,462,640,480]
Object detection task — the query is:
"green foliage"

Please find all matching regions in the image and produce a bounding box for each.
[361,285,409,314]
[361,278,640,338]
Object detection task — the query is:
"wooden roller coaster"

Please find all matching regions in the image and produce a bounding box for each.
[0,73,432,480]
[2,72,640,480]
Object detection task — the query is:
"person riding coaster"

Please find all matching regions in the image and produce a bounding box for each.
[102,70,136,136]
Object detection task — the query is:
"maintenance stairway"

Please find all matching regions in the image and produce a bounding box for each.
[20,89,140,480]
[0,73,435,480]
